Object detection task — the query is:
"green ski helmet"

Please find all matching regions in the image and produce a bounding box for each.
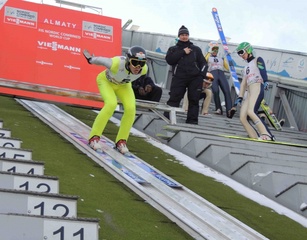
[236,42,253,55]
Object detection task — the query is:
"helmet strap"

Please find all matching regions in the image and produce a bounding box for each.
[125,61,131,73]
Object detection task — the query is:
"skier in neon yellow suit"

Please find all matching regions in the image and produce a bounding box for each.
[83,46,148,153]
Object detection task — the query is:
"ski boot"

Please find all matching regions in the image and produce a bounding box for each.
[258,134,275,141]
[214,109,222,115]
[89,136,102,151]
[227,107,237,118]
[115,139,129,154]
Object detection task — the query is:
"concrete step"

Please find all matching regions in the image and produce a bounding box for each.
[0,171,59,194]
[212,151,307,177]
[0,128,11,138]
[0,146,32,160]
[166,131,307,159]
[0,213,99,240]
[0,158,44,175]
[276,183,307,217]
[253,171,307,200]
[231,161,307,187]
[0,188,78,218]
[0,136,22,148]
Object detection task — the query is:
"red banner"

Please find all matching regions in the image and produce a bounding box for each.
[0,0,122,108]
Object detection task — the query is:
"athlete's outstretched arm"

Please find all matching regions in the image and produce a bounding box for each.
[83,49,112,68]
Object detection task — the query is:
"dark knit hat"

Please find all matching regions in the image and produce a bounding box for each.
[178,25,189,37]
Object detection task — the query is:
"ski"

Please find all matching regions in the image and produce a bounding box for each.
[99,137,182,188]
[260,100,282,130]
[211,7,240,96]
[70,132,149,184]
[220,134,307,148]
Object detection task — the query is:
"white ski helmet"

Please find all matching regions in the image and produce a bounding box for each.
[208,41,219,53]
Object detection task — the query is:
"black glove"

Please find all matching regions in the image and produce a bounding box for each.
[83,49,93,64]
[144,84,153,93]
[138,87,146,96]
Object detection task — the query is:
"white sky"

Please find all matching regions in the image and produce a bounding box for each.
[25,0,307,53]
[108,116,307,229]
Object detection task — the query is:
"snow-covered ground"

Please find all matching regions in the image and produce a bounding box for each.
[110,116,307,228]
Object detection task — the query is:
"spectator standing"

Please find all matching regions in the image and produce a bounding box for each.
[205,41,233,118]
[132,75,162,102]
[164,25,208,124]
[83,46,148,154]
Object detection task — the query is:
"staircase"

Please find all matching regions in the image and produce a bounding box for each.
[0,119,99,240]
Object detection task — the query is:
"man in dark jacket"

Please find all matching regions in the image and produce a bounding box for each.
[132,75,162,102]
[164,25,208,124]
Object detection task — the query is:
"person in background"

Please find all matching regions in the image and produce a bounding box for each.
[205,41,232,118]
[182,72,214,116]
[164,25,208,124]
[83,46,148,154]
[234,42,275,141]
[132,74,162,102]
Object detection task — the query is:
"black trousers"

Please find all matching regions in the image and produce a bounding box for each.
[211,69,232,114]
[165,75,203,124]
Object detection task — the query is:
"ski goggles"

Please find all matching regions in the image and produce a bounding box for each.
[237,49,246,56]
[129,59,146,68]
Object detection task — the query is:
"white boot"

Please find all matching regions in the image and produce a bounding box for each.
[89,136,102,151]
[258,134,275,141]
[115,139,129,154]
